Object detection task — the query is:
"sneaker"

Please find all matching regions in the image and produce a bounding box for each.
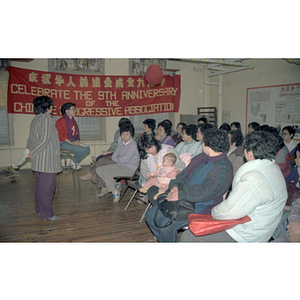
[112,190,120,203]
[70,160,81,170]
[115,182,121,192]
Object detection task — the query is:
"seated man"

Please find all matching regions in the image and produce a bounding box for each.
[145,128,233,242]
[56,102,90,170]
[181,131,288,243]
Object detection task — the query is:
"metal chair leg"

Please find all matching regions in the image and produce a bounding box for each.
[124,190,138,211]
[139,202,152,223]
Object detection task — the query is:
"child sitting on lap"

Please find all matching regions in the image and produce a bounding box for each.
[140,153,178,199]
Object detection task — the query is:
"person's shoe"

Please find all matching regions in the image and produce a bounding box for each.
[115,182,121,192]
[70,160,81,170]
[44,215,61,221]
[112,190,120,203]
[80,172,93,181]
[98,187,108,197]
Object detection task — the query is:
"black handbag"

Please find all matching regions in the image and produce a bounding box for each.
[154,192,195,228]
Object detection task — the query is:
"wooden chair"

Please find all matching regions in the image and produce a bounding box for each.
[56,150,81,193]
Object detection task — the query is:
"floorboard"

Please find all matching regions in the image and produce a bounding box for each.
[0,165,157,243]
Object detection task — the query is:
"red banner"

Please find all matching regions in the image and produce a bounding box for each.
[7,66,181,117]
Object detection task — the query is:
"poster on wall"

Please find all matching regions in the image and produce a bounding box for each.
[7,66,181,117]
[246,83,300,140]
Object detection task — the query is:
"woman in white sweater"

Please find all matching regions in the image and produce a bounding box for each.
[181,131,288,242]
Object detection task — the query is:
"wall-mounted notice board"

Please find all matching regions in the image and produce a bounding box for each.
[246,83,300,140]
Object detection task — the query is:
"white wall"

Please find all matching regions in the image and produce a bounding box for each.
[0,58,299,169]
[221,59,300,133]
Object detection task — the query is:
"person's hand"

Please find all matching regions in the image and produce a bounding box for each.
[72,140,80,146]
[27,153,34,159]
[166,186,179,202]
[102,150,111,155]
[287,222,300,242]
[146,173,152,179]
[284,205,291,211]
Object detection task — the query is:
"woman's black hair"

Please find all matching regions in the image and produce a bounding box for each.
[203,128,230,153]
[282,126,295,139]
[60,102,76,115]
[198,116,208,124]
[158,120,172,136]
[228,130,244,147]
[143,118,156,132]
[198,123,214,132]
[183,124,198,140]
[262,126,284,151]
[118,117,131,128]
[244,131,278,161]
[231,121,242,133]
[120,122,135,138]
[248,122,260,132]
[137,134,162,160]
[219,123,231,132]
[33,96,53,115]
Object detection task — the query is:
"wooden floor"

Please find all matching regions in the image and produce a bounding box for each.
[0,165,157,242]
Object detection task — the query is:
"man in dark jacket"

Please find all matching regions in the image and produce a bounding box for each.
[145,128,233,242]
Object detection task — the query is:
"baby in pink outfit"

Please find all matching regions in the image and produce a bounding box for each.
[140,153,178,199]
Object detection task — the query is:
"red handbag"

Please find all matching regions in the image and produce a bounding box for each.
[188,214,251,237]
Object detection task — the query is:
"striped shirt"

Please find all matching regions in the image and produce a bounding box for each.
[27,113,62,173]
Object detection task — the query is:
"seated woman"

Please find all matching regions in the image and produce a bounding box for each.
[137,134,186,200]
[142,118,156,136]
[230,121,242,134]
[93,117,131,162]
[227,130,244,177]
[171,122,186,147]
[156,120,175,147]
[282,126,297,153]
[262,126,290,178]
[285,142,300,184]
[95,122,139,203]
[175,124,202,165]
[140,153,178,199]
[181,131,288,243]
[55,102,90,170]
[79,118,132,182]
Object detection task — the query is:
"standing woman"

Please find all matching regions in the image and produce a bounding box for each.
[27,96,62,221]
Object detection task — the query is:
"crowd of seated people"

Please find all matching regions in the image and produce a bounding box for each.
[73,111,299,243]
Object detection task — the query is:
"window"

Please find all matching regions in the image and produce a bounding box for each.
[77,117,105,140]
[0,108,14,145]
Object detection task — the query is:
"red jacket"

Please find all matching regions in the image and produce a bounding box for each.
[56,117,78,142]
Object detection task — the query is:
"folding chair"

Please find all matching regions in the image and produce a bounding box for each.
[114,163,140,203]
[114,163,152,222]
[124,180,152,222]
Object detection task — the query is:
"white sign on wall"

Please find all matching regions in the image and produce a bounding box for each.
[246,83,300,140]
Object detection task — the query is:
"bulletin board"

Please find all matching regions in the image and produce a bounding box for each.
[246,83,300,140]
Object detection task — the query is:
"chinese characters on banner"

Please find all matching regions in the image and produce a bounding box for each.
[7,66,181,117]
